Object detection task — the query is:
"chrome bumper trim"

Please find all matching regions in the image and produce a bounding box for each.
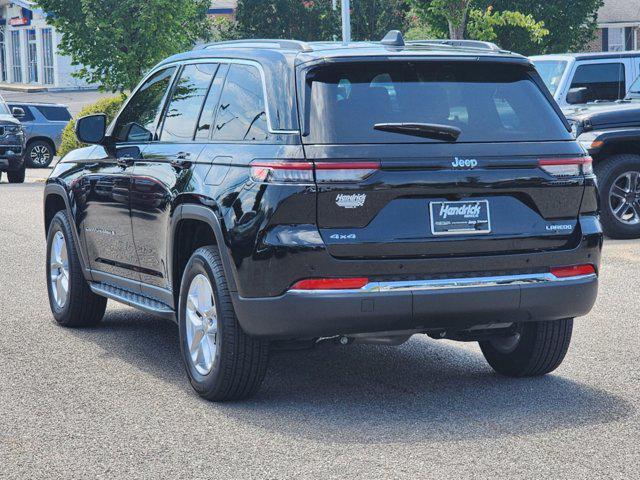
[289,273,597,295]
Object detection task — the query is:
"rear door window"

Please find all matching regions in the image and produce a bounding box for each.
[160,63,219,142]
[36,105,72,121]
[569,63,626,102]
[303,61,570,144]
[212,64,269,141]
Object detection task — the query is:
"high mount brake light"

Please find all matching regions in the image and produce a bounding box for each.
[550,264,596,278]
[539,156,593,177]
[250,160,380,184]
[290,277,369,290]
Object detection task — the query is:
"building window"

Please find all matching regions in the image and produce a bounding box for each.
[0,28,6,82]
[11,30,22,83]
[27,29,38,83]
[42,29,54,85]
[608,27,625,51]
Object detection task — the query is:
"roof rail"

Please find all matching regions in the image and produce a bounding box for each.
[195,39,313,52]
[407,39,501,51]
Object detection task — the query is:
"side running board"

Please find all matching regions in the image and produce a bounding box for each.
[90,282,175,320]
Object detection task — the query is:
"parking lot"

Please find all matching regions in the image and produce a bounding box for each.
[0,179,638,478]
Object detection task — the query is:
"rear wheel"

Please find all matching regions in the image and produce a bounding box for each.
[178,246,269,401]
[479,319,573,377]
[26,140,54,168]
[46,211,107,326]
[7,165,25,183]
[596,154,640,239]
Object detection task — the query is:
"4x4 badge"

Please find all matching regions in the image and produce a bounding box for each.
[336,193,366,209]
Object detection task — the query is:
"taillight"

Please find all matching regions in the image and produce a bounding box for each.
[539,156,593,177]
[550,264,596,278]
[250,160,380,184]
[290,277,369,290]
[315,161,380,183]
[250,160,314,184]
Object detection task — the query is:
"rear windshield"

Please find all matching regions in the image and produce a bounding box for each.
[303,61,571,144]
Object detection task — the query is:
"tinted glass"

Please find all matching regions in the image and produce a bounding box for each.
[196,64,228,140]
[532,60,567,95]
[160,63,218,142]
[570,63,626,102]
[114,67,176,142]
[305,62,571,144]
[36,105,71,121]
[213,64,269,141]
[8,104,34,121]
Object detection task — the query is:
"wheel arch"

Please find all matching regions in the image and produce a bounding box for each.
[27,136,56,155]
[43,183,92,280]
[171,202,239,310]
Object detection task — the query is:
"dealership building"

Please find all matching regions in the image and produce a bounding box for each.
[0,0,88,89]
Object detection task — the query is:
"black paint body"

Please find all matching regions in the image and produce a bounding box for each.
[44,43,602,338]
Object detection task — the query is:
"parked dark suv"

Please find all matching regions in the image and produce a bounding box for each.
[44,33,602,401]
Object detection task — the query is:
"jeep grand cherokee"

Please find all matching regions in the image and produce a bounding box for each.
[43,33,602,401]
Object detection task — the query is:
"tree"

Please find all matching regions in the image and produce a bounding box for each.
[235,0,409,42]
[36,0,212,92]
[474,0,604,54]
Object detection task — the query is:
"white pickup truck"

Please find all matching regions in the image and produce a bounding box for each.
[531,51,640,109]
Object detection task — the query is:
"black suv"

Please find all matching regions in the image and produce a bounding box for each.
[44,33,602,401]
[0,95,26,183]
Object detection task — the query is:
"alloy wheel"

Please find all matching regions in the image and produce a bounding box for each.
[49,231,69,308]
[185,274,219,375]
[30,144,52,167]
[609,170,640,225]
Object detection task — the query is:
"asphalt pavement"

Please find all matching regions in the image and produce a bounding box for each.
[0,181,638,479]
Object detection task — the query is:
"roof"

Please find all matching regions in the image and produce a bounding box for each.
[596,0,640,25]
[6,101,68,108]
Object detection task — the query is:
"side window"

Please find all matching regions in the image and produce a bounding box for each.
[113,67,176,142]
[213,64,269,141]
[8,104,34,121]
[195,64,228,140]
[36,106,72,121]
[570,63,626,102]
[160,63,218,142]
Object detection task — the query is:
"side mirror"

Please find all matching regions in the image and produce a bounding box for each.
[566,87,588,105]
[11,107,25,119]
[75,113,107,144]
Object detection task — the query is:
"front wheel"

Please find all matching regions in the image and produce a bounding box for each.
[7,165,25,183]
[26,140,54,168]
[178,246,269,401]
[479,318,573,377]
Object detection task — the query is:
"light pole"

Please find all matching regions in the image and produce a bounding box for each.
[333,0,351,44]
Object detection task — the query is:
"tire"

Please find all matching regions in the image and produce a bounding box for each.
[479,319,573,377]
[46,211,107,327]
[26,140,55,168]
[595,154,640,239]
[178,246,269,401]
[7,165,25,183]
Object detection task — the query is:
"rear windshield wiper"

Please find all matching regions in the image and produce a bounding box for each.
[373,123,461,141]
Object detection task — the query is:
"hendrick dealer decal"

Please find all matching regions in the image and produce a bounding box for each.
[335,193,366,209]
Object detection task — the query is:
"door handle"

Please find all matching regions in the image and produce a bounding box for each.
[117,155,135,167]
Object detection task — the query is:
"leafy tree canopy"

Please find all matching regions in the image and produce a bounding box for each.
[36,0,212,92]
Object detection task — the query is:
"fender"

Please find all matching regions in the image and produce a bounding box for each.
[579,128,640,157]
[174,202,240,294]
[43,182,93,282]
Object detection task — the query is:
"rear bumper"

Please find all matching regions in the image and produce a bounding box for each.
[233,272,598,338]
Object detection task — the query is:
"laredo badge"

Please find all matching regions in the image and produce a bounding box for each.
[335,193,366,209]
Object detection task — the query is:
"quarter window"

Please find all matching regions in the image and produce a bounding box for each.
[160,63,218,142]
[569,63,626,103]
[113,67,176,142]
[36,106,72,122]
[213,64,269,141]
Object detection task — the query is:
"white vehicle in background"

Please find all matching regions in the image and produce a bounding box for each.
[531,52,640,110]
